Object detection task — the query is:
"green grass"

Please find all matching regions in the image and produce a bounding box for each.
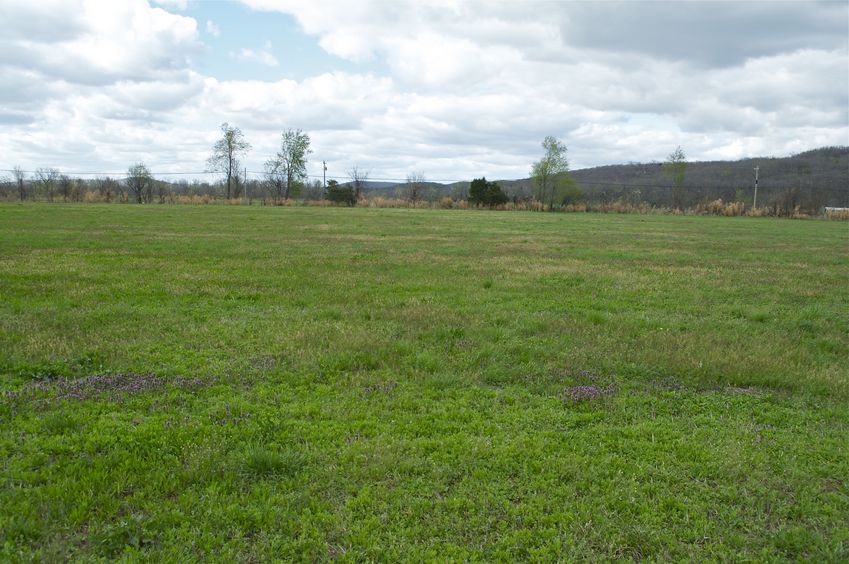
[1,203,847,561]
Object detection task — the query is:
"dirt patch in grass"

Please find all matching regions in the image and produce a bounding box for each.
[362,380,397,396]
[561,369,618,402]
[724,385,765,397]
[652,375,683,391]
[4,372,207,404]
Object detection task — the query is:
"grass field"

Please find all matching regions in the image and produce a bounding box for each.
[1,204,847,561]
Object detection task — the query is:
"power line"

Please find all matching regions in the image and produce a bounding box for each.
[0,168,466,184]
[306,174,464,183]
[3,168,845,194]
[0,168,215,176]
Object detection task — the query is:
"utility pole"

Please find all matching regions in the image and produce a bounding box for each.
[753,165,759,209]
[323,160,327,190]
[244,166,248,204]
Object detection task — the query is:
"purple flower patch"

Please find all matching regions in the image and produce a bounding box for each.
[4,373,206,405]
[564,382,617,402]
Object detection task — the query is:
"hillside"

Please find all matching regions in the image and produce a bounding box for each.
[361,146,849,211]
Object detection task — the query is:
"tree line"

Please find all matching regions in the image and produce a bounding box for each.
[3,126,845,215]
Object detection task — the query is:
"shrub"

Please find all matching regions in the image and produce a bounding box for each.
[469,177,509,207]
[326,181,356,206]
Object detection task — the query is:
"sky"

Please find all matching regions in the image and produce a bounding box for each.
[0,0,847,183]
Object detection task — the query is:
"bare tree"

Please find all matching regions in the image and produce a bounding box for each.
[302,179,325,201]
[348,165,369,202]
[405,172,426,202]
[154,179,169,203]
[95,177,119,203]
[266,129,311,200]
[13,166,25,201]
[76,178,88,201]
[57,175,73,202]
[127,163,153,203]
[207,122,251,199]
[264,158,285,199]
[35,168,59,202]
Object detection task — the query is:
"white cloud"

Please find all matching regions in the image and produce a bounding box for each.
[0,0,846,181]
[232,46,280,67]
[153,0,188,9]
[205,20,220,37]
[234,0,848,174]
[0,0,200,85]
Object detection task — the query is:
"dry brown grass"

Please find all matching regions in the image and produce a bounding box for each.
[11,189,847,220]
[82,191,103,203]
[360,197,430,209]
[695,199,747,216]
[824,208,849,220]
[591,201,658,214]
[789,206,811,220]
[170,194,215,205]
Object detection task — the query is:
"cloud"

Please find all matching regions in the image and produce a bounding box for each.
[557,1,848,67]
[0,0,846,182]
[153,0,188,9]
[0,0,200,86]
[231,43,280,67]
[205,20,220,37]
[234,0,848,174]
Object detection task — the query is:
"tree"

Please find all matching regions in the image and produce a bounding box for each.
[302,179,325,201]
[326,179,355,206]
[13,166,25,201]
[264,157,286,199]
[663,146,687,209]
[531,136,570,210]
[469,177,508,207]
[405,172,426,201]
[154,179,169,203]
[557,174,583,205]
[127,163,153,203]
[35,168,59,202]
[95,177,119,203]
[58,175,73,202]
[207,122,251,199]
[266,129,311,200]
[348,165,369,202]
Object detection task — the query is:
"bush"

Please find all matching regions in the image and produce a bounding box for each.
[326,181,355,206]
[469,177,509,207]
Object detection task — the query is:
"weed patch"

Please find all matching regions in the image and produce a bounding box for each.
[4,372,207,405]
[243,446,308,478]
[563,384,616,402]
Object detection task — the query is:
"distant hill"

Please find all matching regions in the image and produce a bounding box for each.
[359,146,849,211]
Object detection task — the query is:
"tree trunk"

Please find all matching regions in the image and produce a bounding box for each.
[285,169,291,200]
